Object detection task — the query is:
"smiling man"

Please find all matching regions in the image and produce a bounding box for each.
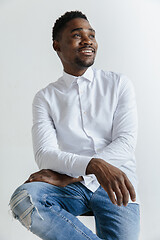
[10,11,140,240]
[53,16,97,75]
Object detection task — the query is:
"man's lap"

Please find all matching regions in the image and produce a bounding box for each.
[10,181,140,240]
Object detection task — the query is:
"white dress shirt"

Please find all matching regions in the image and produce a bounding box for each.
[32,67,139,203]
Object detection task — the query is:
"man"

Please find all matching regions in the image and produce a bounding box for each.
[10,11,140,240]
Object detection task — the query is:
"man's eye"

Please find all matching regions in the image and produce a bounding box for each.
[90,34,95,39]
[73,33,81,38]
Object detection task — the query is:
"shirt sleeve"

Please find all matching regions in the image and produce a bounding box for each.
[32,91,91,177]
[93,74,138,169]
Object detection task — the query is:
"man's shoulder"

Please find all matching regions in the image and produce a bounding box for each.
[34,77,64,99]
[94,68,120,85]
[94,68,132,86]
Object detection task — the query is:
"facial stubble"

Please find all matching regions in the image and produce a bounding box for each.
[74,55,95,69]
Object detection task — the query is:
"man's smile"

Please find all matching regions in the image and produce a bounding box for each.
[78,46,95,56]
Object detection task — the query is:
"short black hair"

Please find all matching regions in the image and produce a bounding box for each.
[52,11,88,41]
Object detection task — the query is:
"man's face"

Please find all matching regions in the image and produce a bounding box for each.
[54,18,98,76]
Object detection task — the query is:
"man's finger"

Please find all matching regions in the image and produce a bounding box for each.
[105,184,117,205]
[125,178,136,202]
[113,182,123,206]
[120,183,129,206]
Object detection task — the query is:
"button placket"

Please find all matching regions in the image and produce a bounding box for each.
[77,79,96,152]
[77,80,86,116]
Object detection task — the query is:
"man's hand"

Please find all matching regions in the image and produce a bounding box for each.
[25,169,83,187]
[86,158,136,206]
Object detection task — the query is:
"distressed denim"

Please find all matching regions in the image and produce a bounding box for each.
[9,182,140,240]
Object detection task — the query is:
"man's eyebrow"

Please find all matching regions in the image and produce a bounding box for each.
[71,28,95,33]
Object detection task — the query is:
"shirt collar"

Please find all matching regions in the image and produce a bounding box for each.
[62,67,94,89]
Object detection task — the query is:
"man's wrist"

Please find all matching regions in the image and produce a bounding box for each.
[86,158,101,175]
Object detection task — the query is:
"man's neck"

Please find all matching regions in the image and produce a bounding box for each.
[63,67,88,77]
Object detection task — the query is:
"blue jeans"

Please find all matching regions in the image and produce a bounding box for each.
[9,182,140,240]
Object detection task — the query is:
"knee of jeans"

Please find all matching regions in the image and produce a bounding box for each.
[9,188,44,230]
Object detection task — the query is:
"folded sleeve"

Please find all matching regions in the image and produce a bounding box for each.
[32,91,91,177]
[93,75,138,168]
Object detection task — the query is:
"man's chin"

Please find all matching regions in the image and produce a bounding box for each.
[75,58,95,68]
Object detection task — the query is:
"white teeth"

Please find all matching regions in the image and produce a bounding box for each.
[81,50,93,53]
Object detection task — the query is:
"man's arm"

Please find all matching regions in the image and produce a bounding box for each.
[86,75,138,206]
[26,90,92,187]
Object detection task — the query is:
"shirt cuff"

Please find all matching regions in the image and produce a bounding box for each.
[71,155,92,176]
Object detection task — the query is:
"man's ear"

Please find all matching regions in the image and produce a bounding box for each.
[53,40,60,52]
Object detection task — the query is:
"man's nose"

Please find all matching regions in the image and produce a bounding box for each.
[81,35,92,45]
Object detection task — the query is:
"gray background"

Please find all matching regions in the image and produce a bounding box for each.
[0,0,160,239]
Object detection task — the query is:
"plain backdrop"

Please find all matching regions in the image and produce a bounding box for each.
[0,0,160,239]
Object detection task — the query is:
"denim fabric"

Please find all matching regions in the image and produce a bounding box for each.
[10,182,140,240]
